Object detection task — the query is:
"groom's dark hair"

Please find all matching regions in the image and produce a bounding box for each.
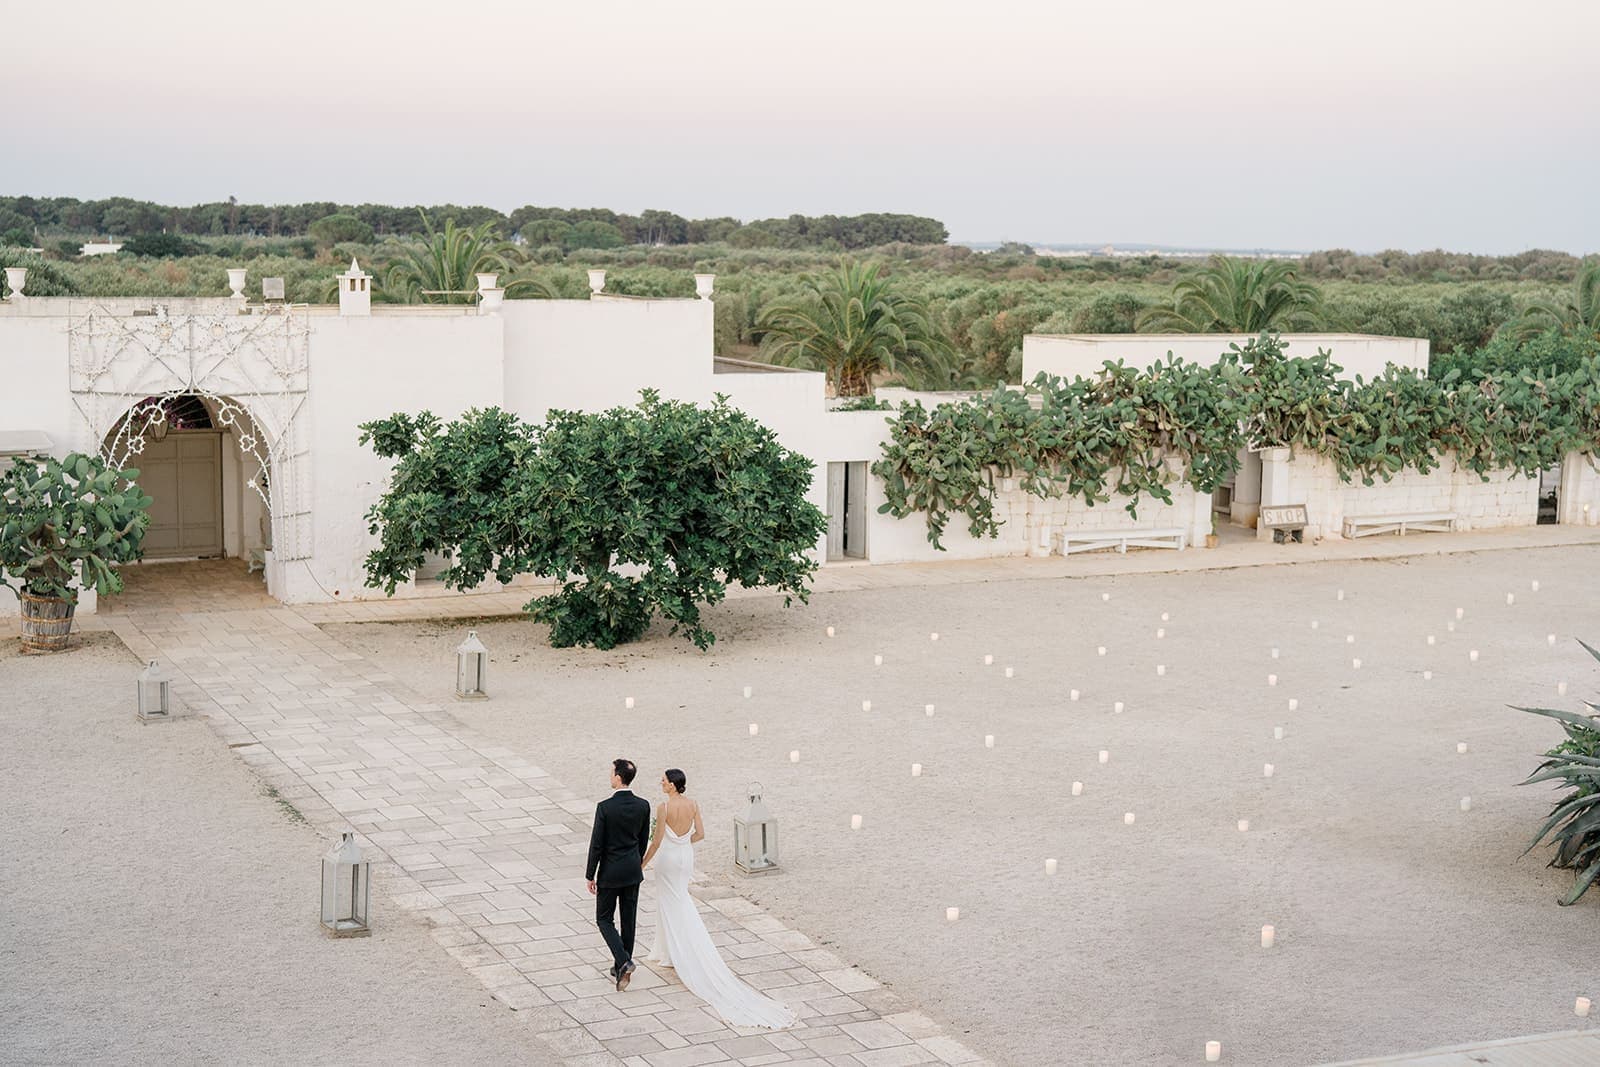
[613,758,637,785]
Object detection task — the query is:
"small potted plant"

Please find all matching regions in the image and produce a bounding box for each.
[0,452,152,652]
[1205,517,1220,549]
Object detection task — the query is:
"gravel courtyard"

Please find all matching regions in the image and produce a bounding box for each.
[329,545,1600,1066]
[0,635,543,1066]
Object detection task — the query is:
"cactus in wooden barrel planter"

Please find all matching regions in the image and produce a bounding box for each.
[0,452,152,651]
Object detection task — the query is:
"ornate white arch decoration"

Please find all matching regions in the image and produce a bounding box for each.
[67,303,313,560]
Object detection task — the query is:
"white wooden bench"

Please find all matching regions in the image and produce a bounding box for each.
[1342,511,1456,538]
[1057,527,1187,555]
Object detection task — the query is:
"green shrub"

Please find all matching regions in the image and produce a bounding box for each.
[1515,641,1600,905]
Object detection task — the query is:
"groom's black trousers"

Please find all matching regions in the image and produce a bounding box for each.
[596,881,640,971]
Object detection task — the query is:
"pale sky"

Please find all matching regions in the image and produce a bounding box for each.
[7,0,1597,253]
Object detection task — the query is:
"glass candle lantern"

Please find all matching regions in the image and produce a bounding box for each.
[137,661,171,721]
[733,781,779,875]
[320,832,372,937]
[455,630,488,700]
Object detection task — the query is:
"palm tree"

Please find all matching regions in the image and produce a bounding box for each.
[1137,256,1324,333]
[384,213,523,304]
[757,260,955,396]
[1507,261,1600,341]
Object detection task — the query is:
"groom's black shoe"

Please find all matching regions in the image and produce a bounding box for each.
[617,959,636,991]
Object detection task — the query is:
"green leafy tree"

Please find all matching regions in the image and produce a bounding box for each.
[758,259,956,396]
[121,233,204,258]
[384,213,523,303]
[307,213,375,248]
[1509,261,1600,341]
[0,453,152,604]
[359,393,826,650]
[1138,256,1324,332]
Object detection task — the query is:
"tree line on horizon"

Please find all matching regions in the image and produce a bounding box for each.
[0,194,948,253]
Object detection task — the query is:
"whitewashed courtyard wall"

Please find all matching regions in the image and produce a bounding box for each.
[1257,447,1544,541]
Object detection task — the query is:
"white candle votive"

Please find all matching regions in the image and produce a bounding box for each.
[946,907,959,921]
[1045,858,1058,875]
[1157,665,1166,677]
[1274,726,1284,740]
[1457,742,1468,754]
[1261,924,1276,948]
[1506,593,1515,605]
[911,763,922,777]
[1423,670,1433,681]
[862,700,872,712]
[1532,579,1541,592]
[851,814,863,830]
[624,696,635,709]
[1448,621,1456,632]
[930,632,939,641]
[985,735,995,749]
[1237,819,1249,832]
[1101,592,1111,602]
[1157,628,1166,639]
[1352,658,1362,669]
[1346,634,1355,644]
[789,750,800,763]
[743,686,752,699]
[1267,674,1277,686]
[1097,646,1107,657]
[1071,781,1084,796]
[1005,666,1015,678]
[1263,763,1275,778]
[826,626,835,637]
[984,654,994,666]
[1098,750,1110,764]
[1548,633,1557,646]
[1206,1040,1221,1062]
[1114,701,1125,714]
[1427,635,1435,646]
[1337,589,1345,601]
[1558,681,1569,696]
[1460,796,1471,811]
[1070,689,1080,702]
[1288,698,1299,712]
[748,723,759,736]
[1577,996,1591,1017]
[874,654,883,666]
[1271,647,1280,659]
[1123,812,1136,825]
[925,704,935,716]
[1161,612,1170,622]
[1469,649,1479,663]
[1455,607,1465,620]
[1311,620,1320,630]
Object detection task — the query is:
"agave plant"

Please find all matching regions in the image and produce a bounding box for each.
[1515,640,1600,905]
[384,213,523,304]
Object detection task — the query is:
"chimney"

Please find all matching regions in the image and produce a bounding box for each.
[338,258,372,316]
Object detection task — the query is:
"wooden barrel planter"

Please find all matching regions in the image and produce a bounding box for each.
[20,591,75,653]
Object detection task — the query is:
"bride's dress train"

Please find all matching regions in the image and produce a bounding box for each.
[648,825,796,1029]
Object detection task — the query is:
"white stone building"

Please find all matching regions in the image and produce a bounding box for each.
[0,268,1594,615]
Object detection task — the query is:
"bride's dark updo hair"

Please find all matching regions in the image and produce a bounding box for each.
[664,768,687,795]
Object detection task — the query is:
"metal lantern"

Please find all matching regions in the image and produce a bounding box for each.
[455,629,488,700]
[136,660,171,721]
[733,781,780,874]
[320,832,372,937]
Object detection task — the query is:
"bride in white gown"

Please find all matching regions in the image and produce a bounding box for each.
[640,769,796,1029]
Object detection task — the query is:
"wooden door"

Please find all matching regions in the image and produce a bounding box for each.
[826,462,846,560]
[138,432,224,558]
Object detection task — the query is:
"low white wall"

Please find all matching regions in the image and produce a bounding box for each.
[1558,453,1600,526]
[867,459,1212,563]
[1023,333,1430,382]
[1259,448,1540,541]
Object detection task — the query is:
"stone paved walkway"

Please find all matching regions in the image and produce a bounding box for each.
[107,598,984,1067]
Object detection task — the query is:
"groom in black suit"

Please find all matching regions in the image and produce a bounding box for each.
[587,758,651,991]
